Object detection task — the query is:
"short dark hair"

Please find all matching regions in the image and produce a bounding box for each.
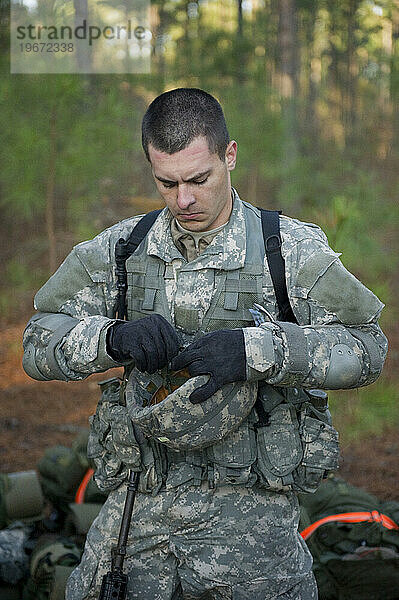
[142,88,230,162]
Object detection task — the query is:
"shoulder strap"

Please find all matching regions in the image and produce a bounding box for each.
[115,207,295,323]
[259,209,297,324]
[114,209,162,320]
[124,209,163,256]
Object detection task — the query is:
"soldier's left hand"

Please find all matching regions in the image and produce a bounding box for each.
[170,329,247,404]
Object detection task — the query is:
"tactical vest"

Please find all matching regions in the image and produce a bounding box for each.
[88,204,340,495]
[125,209,266,332]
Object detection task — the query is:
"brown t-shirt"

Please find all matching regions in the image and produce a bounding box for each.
[170,219,227,262]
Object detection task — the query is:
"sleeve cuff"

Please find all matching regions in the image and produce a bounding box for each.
[97,321,128,370]
[243,325,277,381]
[59,316,124,375]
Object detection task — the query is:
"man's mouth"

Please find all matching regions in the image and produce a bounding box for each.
[178,213,202,219]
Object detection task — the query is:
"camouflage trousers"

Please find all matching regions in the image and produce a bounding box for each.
[66,480,317,600]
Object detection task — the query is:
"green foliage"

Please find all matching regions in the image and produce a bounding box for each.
[0,0,397,438]
[5,259,43,290]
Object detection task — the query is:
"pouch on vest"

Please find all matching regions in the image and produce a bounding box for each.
[293,401,339,493]
[254,403,302,491]
[205,413,258,487]
[87,377,142,492]
[254,389,340,493]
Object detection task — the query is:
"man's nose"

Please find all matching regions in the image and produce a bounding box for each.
[176,185,195,210]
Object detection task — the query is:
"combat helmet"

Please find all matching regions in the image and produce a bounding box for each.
[125,366,257,451]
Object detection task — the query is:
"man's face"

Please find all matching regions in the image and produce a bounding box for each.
[148,136,237,232]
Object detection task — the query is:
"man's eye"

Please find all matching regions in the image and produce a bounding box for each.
[163,182,176,189]
[194,178,208,185]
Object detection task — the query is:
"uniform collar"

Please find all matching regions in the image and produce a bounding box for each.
[146,188,247,270]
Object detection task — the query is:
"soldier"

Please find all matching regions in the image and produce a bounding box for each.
[22,88,387,600]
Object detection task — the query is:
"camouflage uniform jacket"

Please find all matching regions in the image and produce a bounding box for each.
[23,189,387,392]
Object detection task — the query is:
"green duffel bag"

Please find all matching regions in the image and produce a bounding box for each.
[37,442,89,514]
[22,535,81,600]
[299,475,399,600]
[65,503,103,536]
[37,433,107,513]
[0,471,44,528]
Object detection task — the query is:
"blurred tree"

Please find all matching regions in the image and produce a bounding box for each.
[277,0,300,131]
[390,0,399,154]
[73,0,90,72]
[1,0,398,319]
[301,0,320,143]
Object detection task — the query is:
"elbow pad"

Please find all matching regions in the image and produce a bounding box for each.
[23,343,50,381]
[323,344,362,389]
[23,313,79,381]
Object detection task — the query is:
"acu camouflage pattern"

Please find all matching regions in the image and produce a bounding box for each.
[120,199,266,458]
[23,189,387,599]
[86,195,349,495]
[87,377,141,492]
[0,523,30,584]
[23,189,387,389]
[66,480,317,600]
[87,195,341,496]
[23,189,387,387]
[126,369,257,451]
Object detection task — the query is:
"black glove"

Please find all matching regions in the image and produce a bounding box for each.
[107,314,180,374]
[170,329,247,404]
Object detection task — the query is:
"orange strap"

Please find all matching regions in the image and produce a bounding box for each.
[74,467,95,504]
[300,510,399,541]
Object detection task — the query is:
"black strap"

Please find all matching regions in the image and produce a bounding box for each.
[259,209,297,324]
[255,209,298,428]
[115,206,296,324]
[125,209,163,256]
[114,209,162,320]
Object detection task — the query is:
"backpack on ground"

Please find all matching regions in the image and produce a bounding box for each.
[299,474,399,600]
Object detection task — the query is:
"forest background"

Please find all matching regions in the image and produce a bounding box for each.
[0,0,398,480]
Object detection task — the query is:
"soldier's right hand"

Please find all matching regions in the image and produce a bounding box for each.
[106,314,180,373]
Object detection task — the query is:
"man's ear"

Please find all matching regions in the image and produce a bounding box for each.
[225,140,237,171]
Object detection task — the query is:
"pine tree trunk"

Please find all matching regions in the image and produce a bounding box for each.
[73,0,90,72]
[277,0,300,207]
[304,4,319,143]
[235,0,245,85]
[345,0,359,146]
[46,107,57,274]
[391,1,399,154]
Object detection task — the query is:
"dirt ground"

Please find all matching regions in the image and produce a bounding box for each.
[1,324,398,501]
